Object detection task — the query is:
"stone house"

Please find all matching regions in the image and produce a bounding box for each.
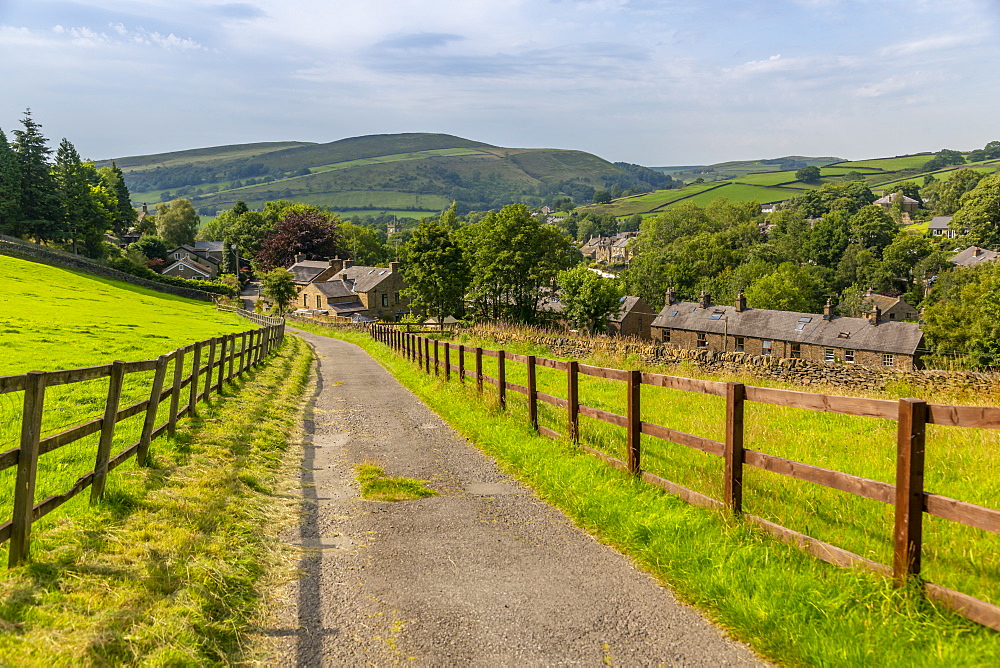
[297,260,410,322]
[950,246,999,268]
[161,255,217,280]
[607,296,653,339]
[861,290,918,322]
[874,192,920,214]
[650,291,924,369]
[928,216,964,239]
[287,255,345,289]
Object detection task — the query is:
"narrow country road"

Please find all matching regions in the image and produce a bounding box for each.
[267,328,764,666]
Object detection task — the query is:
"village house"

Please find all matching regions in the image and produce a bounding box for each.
[296,260,410,322]
[286,255,345,289]
[581,232,638,264]
[928,216,964,239]
[950,246,999,268]
[607,296,653,339]
[650,290,924,370]
[861,289,919,322]
[874,191,920,215]
[162,244,220,280]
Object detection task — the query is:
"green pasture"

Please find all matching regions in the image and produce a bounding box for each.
[0,255,251,558]
[836,155,934,171]
[438,327,1000,611]
[730,170,799,186]
[298,323,1000,666]
[680,183,802,207]
[309,147,486,173]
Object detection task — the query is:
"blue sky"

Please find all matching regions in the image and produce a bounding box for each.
[1,0,998,165]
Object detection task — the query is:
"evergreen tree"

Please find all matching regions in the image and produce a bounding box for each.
[12,109,61,242]
[0,128,21,236]
[98,161,137,235]
[53,138,111,255]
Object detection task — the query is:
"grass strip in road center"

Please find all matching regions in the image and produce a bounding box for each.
[294,324,1000,667]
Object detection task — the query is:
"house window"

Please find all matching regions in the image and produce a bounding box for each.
[637,318,643,331]
[394,291,400,304]
[735,337,744,352]
[790,343,801,359]
[889,312,896,320]
[762,340,773,355]
[174,253,180,260]
[824,348,835,362]
[845,349,855,363]
[697,332,707,347]
[662,329,671,343]
[382,294,389,307]
[883,354,895,367]
[302,294,308,307]
[316,295,322,309]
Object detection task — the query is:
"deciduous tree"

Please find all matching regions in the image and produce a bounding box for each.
[401,204,469,322]
[156,198,200,247]
[556,264,624,333]
[952,174,1000,248]
[255,205,342,271]
[261,268,298,313]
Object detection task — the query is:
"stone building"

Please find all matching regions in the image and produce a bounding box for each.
[650,290,924,369]
[296,260,410,322]
[607,296,653,339]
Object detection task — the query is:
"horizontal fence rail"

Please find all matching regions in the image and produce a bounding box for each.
[369,324,1000,633]
[0,307,284,566]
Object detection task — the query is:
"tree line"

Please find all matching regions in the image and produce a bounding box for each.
[0,110,136,257]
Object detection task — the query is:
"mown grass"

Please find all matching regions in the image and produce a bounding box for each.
[294,323,1000,665]
[0,334,310,665]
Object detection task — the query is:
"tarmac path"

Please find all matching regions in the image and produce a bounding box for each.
[267,328,764,666]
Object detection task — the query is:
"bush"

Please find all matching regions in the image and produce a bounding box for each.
[103,257,237,296]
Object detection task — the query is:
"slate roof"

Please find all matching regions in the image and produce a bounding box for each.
[929,216,953,230]
[329,301,368,314]
[162,256,213,277]
[608,296,640,323]
[874,193,919,206]
[334,265,394,293]
[950,246,999,268]
[288,261,333,284]
[651,302,923,355]
[194,241,224,253]
[168,245,219,265]
[312,280,356,299]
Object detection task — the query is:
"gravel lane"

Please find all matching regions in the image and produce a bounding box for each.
[267,329,764,666]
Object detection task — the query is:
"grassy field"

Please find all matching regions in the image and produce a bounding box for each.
[833,155,934,171]
[0,255,253,554]
[296,323,1000,666]
[684,183,805,206]
[0,334,310,665]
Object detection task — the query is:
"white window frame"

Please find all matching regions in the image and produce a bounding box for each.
[735,336,744,352]
[762,340,773,355]
[883,353,895,367]
[845,349,855,363]
[824,348,835,362]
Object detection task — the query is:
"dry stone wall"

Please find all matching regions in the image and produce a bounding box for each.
[472,327,1000,395]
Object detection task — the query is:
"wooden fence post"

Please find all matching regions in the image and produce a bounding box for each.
[203,338,217,401]
[724,382,746,516]
[475,347,483,393]
[458,345,465,384]
[424,338,431,373]
[568,360,579,443]
[527,355,538,431]
[137,354,169,466]
[894,397,928,584]
[168,348,185,437]
[498,351,506,410]
[444,342,451,382]
[9,371,47,567]
[227,333,235,381]
[217,335,228,390]
[627,369,641,474]
[92,361,126,502]
[434,340,440,376]
[188,341,202,418]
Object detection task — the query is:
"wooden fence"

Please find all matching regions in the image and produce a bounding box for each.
[370,324,1000,632]
[0,307,284,567]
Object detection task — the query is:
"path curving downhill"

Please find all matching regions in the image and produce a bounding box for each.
[267,328,764,666]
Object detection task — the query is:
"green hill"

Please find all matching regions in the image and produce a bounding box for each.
[581,150,1000,217]
[98,133,639,216]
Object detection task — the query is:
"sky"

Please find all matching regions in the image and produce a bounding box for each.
[1,0,998,166]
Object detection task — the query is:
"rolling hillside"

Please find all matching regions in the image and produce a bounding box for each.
[97,133,641,217]
[582,150,1000,217]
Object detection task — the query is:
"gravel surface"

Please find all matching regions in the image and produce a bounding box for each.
[267,329,765,666]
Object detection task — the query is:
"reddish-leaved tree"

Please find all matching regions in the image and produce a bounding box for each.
[255,207,343,271]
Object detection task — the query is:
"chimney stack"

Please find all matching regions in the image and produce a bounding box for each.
[343,258,354,269]
[328,256,343,273]
[735,291,746,312]
[869,305,881,326]
[699,290,711,309]
[295,252,306,263]
[665,287,676,305]
[974,247,982,257]
[824,298,835,319]
[389,260,400,273]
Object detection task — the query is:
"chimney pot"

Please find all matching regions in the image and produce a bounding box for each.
[389,260,400,273]
[665,287,676,305]
[295,252,306,263]
[869,305,881,326]
[343,258,353,269]
[699,290,711,309]
[735,291,746,312]
[328,256,343,273]
[824,298,834,319]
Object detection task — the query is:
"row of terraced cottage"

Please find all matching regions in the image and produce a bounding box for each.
[583,288,925,370]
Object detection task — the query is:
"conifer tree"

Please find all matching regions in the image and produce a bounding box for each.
[98,161,137,235]
[12,109,61,242]
[0,128,21,236]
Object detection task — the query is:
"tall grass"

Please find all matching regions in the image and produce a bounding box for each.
[0,335,310,665]
[297,323,1000,665]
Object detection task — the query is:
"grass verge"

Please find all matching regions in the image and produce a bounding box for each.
[355,463,439,502]
[292,322,1000,666]
[0,335,311,665]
